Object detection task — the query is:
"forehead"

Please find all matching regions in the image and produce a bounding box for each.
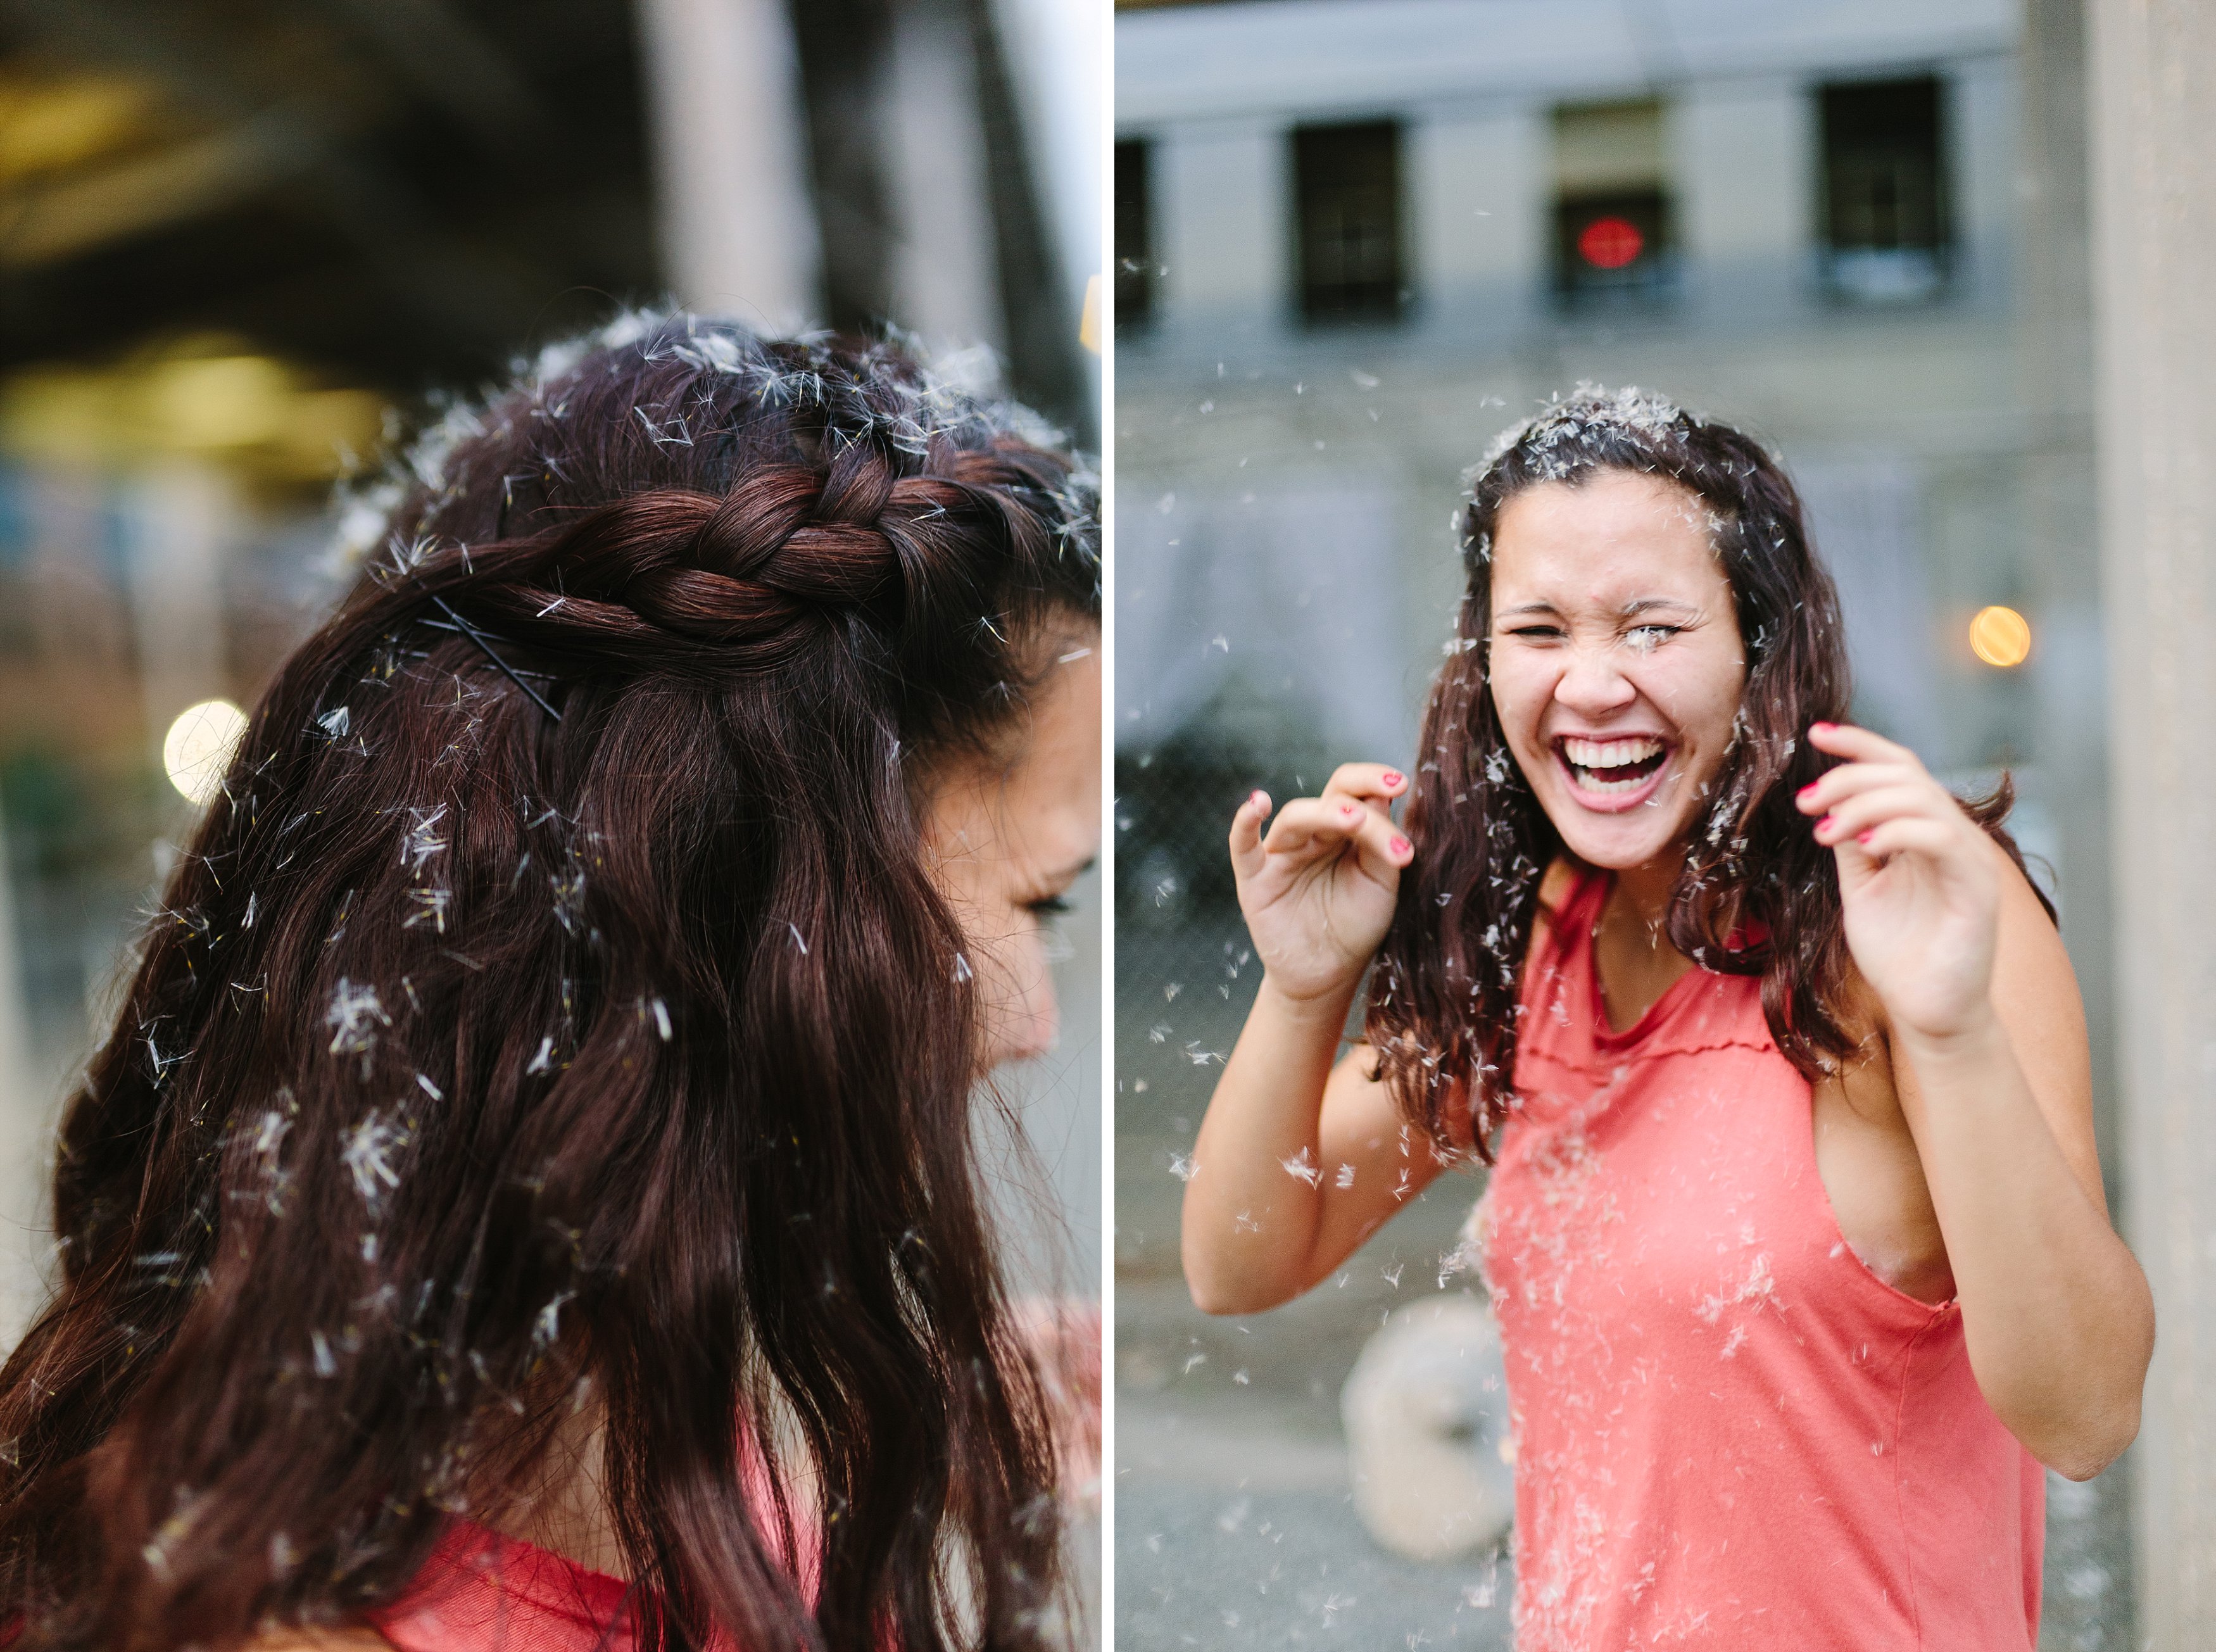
[926,643,1101,867]
[1488,471,1727,612]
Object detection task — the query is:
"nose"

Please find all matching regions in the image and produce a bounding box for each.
[1553,641,1639,720]
[994,978,1059,1068]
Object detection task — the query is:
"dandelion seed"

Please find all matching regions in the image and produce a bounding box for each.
[325,979,390,1071]
[317,706,351,739]
[361,1233,379,1263]
[651,998,672,1041]
[1233,1368,1250,1385]
[312,1330,337,1378]
[536,596,567,617]
[952,953,973,983]
[401,805,448,871]
[1168,1152,1198,1183]
[1280,1147,1322,1188]
[526,1035,555,1075]
[340,1109,405,1202]
[532,1290,576,1348]
[787,922,809,955]
[253,1111,291,1158]
[1335,1163,1356,1189]
[403,888,452,934]
[415,1072,443,1101]
[243,892,258,930]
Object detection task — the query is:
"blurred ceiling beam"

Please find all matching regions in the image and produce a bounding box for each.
[0,0,557,348]
[310,0,552,155]
[0,105,317,268]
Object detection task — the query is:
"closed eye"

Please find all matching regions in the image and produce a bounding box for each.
[1026,893,1074,919]
[1625,624,1682,649]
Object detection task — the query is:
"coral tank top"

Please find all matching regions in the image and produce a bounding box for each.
[367,1520,675,1652]
[1476,867,2043,1649]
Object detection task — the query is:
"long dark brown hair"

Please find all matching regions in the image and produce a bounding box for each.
[1365,384,2042,1159]
[0,313,1099,1651]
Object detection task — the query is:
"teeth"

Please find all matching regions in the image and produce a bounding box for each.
[1561,736,1664,771]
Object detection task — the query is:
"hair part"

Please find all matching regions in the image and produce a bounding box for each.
[1364,383,2046,1161]
[0,313,1099,1652]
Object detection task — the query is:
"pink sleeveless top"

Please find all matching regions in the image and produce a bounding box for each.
[367,1520,676,1652]
[1477,867,2043,1649]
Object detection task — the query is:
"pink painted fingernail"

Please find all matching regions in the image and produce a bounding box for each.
[1856,830,1874,847]
[1250,790,1270,812]
[1390,835,1411,856]
[1816,814,1835,834]
[1383,770,1405,787]
[1342,802,1359,816]
[1796,783,1818,802]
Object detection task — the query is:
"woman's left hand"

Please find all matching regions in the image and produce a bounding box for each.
[1798,721,2000,1044]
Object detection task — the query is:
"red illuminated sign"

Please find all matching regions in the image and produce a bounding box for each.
[1577,215,1644,270]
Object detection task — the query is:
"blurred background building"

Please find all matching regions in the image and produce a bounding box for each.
[0,0,1102,1466]
[1112,0,2143,1646]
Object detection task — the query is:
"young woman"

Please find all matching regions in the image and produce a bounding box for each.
[1183,387,2152,1648]
[0,313,1100,1652]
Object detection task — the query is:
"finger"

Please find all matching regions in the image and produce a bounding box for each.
[1813,784,1963,848]
[1795,761,1933,816]
[1319,761,1411,814]
[1840,816,1960,866]
[1262,795,1366,860]
[1806,721,1924,771]
[1266,795,1413,878]
[1229,788,1273,880]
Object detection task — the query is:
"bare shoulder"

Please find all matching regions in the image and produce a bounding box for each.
[239,1628,394,1651]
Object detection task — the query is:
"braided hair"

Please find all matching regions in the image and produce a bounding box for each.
[1364,383,2038,1162]
[0,313,1099,1652]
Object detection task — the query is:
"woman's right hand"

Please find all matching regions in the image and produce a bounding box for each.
[1228,762,1413,1005]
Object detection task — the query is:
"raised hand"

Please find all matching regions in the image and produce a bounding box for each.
[1228,762,1414,1004]
[1796,722,2001,1045]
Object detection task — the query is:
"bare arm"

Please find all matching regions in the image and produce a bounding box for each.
[1803,724,2152,1480]
[1180,764,1444,1315]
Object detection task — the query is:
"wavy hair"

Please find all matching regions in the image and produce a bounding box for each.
[1364,385,2041,1159]
[0,313,1100,1651]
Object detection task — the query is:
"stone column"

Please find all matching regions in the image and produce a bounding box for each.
[2087,0,2216,1638]
[636,0,819,326]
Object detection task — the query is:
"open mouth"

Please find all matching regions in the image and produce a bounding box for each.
[1555,735,1670,799]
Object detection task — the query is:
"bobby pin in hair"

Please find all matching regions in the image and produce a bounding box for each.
[425,595,562,722]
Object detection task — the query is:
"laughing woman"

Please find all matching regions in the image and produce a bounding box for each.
[1181,388,2151,1649]
[0,313,1100,1652]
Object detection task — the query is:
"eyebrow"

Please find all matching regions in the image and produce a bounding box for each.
[1494,596,1700,620]
[1047,854,1099,884]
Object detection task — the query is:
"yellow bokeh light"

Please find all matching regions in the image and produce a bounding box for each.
[1079,273,1102,354]
[163,698,248,805]
[1968,605,2032,668]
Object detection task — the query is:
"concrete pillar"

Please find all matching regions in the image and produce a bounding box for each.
[636,0,820,327]
[1671,77,1808,327]
[124,462,234,776]
[2087,0,2216,1637]
[1154,120,1283,334]
[1407,103,1542,341]
[885,0,1005,352]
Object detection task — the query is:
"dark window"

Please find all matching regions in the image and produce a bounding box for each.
[1550,101,1673,304]
[1115,139,1155,331]
[1819,76,1949,303]
[1292,120,1404,324]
